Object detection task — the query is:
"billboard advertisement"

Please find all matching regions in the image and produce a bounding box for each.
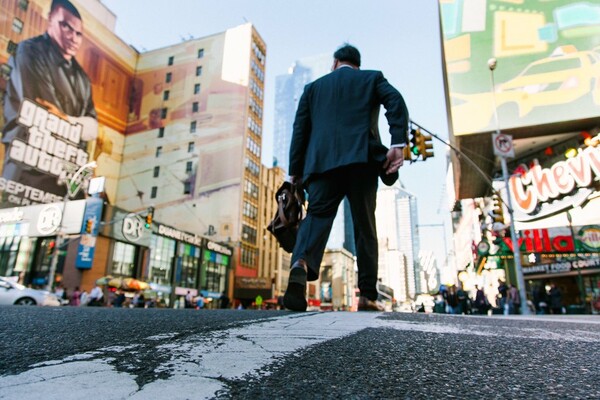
[0,0,136,208]
[440,0,600,136]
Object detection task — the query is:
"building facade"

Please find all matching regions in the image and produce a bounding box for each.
[441,0,600,313]
[0,0,263,307]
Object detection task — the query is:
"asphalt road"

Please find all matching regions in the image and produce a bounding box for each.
[1,306,599,399]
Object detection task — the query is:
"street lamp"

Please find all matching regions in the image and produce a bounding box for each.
[488,58,530,315]
[46,161,97,291]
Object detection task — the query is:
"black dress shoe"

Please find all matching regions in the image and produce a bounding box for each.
[357,296,384,311]
[283,260,308,312]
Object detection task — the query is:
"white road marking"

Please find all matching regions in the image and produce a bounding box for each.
[1,313,598,400]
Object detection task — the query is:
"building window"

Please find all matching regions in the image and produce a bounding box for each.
[153,166,160,178]
[158,127,165,138]
[186,161,193,173]
[156,146,162,157]
[0,64,12,80]
[190,121,197,133]
[168,56,174,66]
[161,108,167,119]
[196,66,202,76]
[188,142,195,153]
[163,90,170,101]
[183,181,192,195]
[18,0,29,11]
[198,49,204,58]
[192,102,199,113]
[12,18,24,34]
[242,224,257,245]
[166,72,172,83]
[6,41,18,56]
[151,186,158,199]
[194,83,201,95]
[110,242,136,277]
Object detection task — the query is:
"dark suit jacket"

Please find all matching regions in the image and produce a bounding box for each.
[289,67,408,181]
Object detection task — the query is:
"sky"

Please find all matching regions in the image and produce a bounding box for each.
[100,0,454,274]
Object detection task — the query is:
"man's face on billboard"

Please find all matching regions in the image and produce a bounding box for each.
[47,6,83,60]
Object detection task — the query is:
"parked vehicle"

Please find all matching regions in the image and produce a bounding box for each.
[0,277,61,306]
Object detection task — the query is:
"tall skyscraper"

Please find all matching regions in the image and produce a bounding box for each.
[273,54,330,172]
[375,181,420,303]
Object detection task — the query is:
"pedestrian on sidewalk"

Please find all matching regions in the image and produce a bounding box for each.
[473,285,489,315]
[549,283,563,314]
[508,284,521,314]
[88,284,104,307]
[283,43,409,312]
[532,283,548,314]
[497,280,508,314]
[70,286,81,306]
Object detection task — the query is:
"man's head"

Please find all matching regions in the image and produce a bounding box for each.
[333,44,361,70]
[47,0,83,60]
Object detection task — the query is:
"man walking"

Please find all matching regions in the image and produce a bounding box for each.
[284,44,409,312]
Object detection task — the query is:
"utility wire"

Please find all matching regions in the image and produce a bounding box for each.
[410,120,512,211]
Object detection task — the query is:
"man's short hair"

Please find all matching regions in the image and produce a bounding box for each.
[50,0,81,19]
[334,44,361,68]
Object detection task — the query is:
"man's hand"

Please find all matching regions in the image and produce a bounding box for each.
[382,147,404,174]
[36,98,68,120]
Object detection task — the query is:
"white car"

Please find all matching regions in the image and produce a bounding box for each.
[0,277,61,306]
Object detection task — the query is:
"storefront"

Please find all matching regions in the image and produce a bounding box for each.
[151,224,232,308]
[501,142,600,313]
[0,200,87,288]
[200,240,232,308]
[234,276,272,309]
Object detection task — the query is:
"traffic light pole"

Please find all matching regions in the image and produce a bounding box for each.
[488,59,529,315]
[499,156,529,315]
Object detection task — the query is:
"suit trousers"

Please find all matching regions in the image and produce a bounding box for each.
[291,163,379,301]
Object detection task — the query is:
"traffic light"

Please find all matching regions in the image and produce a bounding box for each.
[490,195,504,224]
[409,128,420,157]
[46,240,55,257]
[145,206,154,229]
[85,219,94,234]
[416,129,434,160]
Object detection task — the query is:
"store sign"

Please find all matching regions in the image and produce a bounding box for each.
[0,208,24,224]
[523,255,600,275]
[509,146,600,221]
[157,224,204,247]
[207,240,233,256]
[235,277,270,289]
[579,226,600,251]
[107,209,152,247]
[122,214,146,243]
[500,228,574,253]
[0,201,85,237]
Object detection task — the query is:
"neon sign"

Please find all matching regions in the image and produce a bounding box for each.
[509,145,600,220]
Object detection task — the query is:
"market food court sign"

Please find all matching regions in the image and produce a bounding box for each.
[509,145,600,221]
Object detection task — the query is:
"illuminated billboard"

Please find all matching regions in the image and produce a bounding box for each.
[440,0,600,136]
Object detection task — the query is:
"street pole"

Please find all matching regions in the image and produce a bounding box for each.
[488,58,530,315]
[46,161,97,292]
[565,210,585,306]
